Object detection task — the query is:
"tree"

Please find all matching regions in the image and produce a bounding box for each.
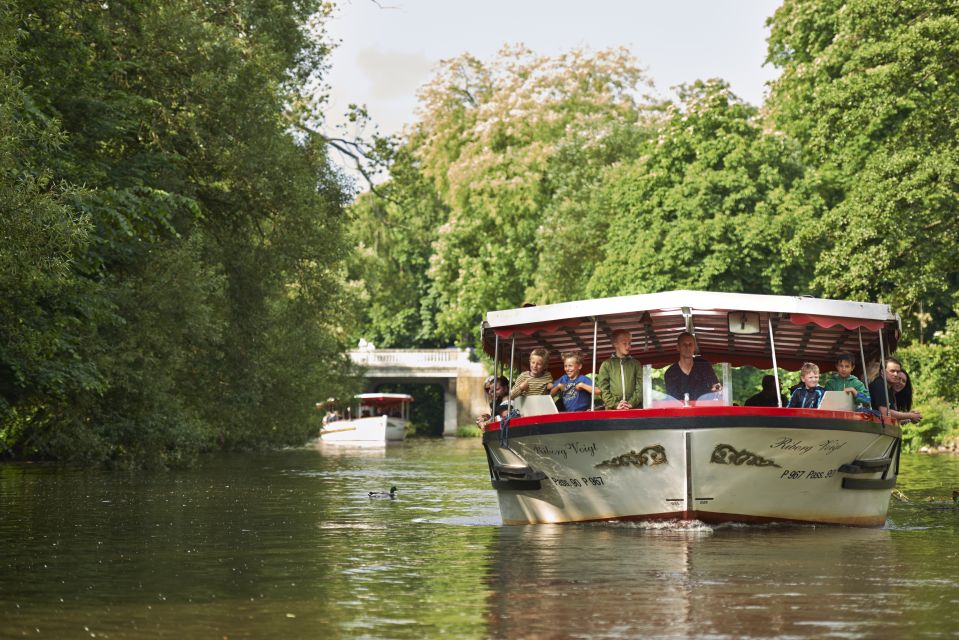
[587,80,807,297]
[4,0,355,465]
[406,45,660,345]
[766,0,959,337]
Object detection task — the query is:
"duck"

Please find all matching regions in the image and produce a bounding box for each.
[369,486,397,499]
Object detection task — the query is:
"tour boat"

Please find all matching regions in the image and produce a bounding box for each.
[319,393,413,443]
[480,290,902,526]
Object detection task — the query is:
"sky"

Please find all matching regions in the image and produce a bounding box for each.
[322,0,785,148]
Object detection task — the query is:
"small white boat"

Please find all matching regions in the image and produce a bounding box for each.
[320,393,413,443]
[481,290,902,526]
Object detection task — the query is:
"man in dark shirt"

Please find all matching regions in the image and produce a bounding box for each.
[869,356,922,423]
[664,332,721,401]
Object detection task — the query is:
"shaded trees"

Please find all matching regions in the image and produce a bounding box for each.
[2,1,354,465]
[766,0,959,336]
[587,80,807,297]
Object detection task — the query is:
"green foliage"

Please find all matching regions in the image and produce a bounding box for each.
[587,80,807,297]
[356,46,662,346]
[767,0,959,337]
[900,399,959,452]
[3,0,355,466]
[346,146,449,348]
[455,425,483,438]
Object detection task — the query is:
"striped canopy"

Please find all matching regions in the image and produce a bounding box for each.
[481,290,900,375]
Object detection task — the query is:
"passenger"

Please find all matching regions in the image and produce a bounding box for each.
[894,369,913,412]
[484,375,509,406]
[509,348,552,399]
[664,332,721,402]
[744,375,786,407]
[475,376,509,428]
[321,398,341,425]
[823,352,871,407]
[787,362,826,408]
[870,357,922,422]
[597,329,642,410]
[550,351,598,412]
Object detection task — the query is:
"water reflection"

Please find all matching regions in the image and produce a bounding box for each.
[2,446,959,639]
[483,521,959,639]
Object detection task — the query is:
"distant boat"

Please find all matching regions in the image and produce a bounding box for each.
[481,290,902,527]
[320,393,413,443]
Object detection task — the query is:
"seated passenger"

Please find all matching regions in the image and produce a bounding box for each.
[550,350,598,412]
[786,362,825,409]
[744,375,786,407]
[664,332,721,401]
[597,329,642,410]
[823,352,870,407]
[321,398,341,425]
[509,348,552,399]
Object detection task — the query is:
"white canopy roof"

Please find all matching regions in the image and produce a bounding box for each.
[482,290,901,374]
[354,393,414,405]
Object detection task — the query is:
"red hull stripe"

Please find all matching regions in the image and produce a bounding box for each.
[483,406,899,441]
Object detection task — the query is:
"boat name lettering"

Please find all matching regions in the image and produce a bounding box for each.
[769,438,814,455]
[818,439,846,455]
[780,469,836,480]
[550,476,605,488]
[530,442,597,459]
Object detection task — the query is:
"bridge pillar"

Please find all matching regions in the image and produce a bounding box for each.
[443,380,459,436]
[456,371,489,431]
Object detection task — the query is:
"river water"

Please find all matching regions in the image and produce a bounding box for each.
[2,439,958,639]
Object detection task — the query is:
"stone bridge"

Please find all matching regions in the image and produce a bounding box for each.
[349,345,489,436]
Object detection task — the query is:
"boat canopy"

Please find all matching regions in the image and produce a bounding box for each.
[481,290,900,373]
[354,393,414,406]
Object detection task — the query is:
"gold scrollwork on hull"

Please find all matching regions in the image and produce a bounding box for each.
[596,445,667,468]
[710,443,781,468]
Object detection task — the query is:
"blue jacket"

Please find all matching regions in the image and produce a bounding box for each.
[787,385,825,409]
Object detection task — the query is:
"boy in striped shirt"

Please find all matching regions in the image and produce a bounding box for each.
[510,348,553,399]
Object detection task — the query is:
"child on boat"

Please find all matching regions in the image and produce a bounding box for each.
[823,352,870,407]
[787,362,826,409]
[550,351,597,412]
[597,329,642,410]
[509,347,552,399]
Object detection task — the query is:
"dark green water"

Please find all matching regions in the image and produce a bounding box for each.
[2,439,958,639]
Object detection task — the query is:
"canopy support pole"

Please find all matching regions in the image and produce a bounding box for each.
[591,318,598,411]
[878,328,890,411]
[492,334,499,415]
[507,338,516,415]
[857,327,868,387]
[768,315,782,407]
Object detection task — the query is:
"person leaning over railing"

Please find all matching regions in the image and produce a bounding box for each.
[869,357,922,423]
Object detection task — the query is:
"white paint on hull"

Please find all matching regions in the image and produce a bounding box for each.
[320,416,407,443]
[488,421,896,526]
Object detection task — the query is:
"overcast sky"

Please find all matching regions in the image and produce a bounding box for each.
[322,0,784,179]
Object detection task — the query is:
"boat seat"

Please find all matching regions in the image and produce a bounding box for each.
[820,390,855,411]
[512,395,558,417]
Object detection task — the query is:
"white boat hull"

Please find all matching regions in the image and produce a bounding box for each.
[483,407,899,527]
[320,416,407,443]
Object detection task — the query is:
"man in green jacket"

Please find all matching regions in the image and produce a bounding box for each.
[597,329,642,410]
